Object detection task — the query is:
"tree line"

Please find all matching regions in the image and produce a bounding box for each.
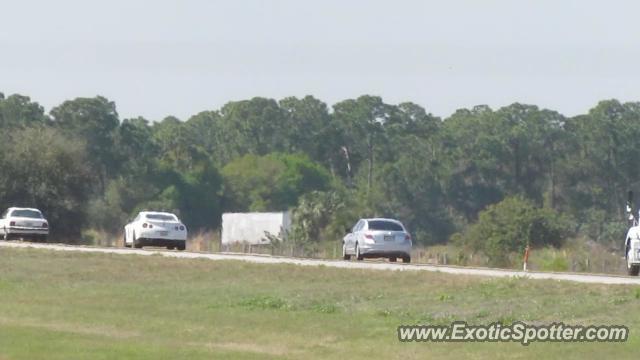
[0,91,636,254]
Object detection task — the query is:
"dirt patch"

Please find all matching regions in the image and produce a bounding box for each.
[192,340,304,357]
[0,316,140,339]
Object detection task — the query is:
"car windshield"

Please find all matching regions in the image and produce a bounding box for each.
[11,209,43,219]
[368,220,403,231]
[146,214,177,221]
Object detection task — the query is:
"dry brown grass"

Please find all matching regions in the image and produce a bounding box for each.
[187,230,221,252]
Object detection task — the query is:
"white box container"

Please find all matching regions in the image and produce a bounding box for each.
[221,212,291,245]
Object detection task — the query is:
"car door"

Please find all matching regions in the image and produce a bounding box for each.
[344,221,353,251]
[354,220,366,248]
[348,220,363,252]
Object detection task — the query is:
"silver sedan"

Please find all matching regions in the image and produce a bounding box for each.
[342,218,412,263]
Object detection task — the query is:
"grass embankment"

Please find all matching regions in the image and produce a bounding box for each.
[1,247,639,359]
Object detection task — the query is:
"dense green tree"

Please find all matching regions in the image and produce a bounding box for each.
[279,96,333,165]
[440,105,506,220]
[332,96,395,190]
[221,153,331,212]
[216,98,288,163]
[560,100,640,224]
[50,96,120,190]
[369,150,454,245]
[115,117,158,173]
[185,110,223,163]
[153,116,210,172]
[0,127,94,237]
[0,94,48,128]
[178,162,224,229]
[441,104,565,221]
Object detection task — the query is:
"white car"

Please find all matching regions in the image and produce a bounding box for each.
[124,211,187,250]
[624,216,640,276]
[624,191,640,276]
[342,218,412,263]
[0,207,49,241]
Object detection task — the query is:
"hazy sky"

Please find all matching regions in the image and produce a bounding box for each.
[1,0,639,120]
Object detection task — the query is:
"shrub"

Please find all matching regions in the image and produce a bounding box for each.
[461,197,570,267]
[539,253,570,272]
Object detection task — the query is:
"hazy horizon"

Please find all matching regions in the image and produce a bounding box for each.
[2,0,639,121]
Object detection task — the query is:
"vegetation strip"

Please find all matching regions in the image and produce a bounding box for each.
[2,242,639,285]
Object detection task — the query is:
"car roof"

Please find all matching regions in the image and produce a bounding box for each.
[7,207,42,212]
[363,218,402,223]
[139,211,178,217]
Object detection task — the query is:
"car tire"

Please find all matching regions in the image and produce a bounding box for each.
[389,257,397,262]
[2,228,8,241]
[133,233,143,249]
[167,245,175,250]
[342,243,351,260]
[123,233,129,248]
[177,242,186,251]
[402,256,411,264]
[355,243,363,261]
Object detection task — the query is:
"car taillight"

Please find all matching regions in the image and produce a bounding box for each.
[405,234,412,241]
[364,233,373,239]
[9,221,15,226]
[42,222,48,228]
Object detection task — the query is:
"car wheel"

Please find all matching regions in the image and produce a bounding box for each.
[402,256,411,263]
[355,243,363,261]
[627,249,639,276]
[2,228,8,241]
[177,242,186,251]
[342,243,351,260]
[133,233,143,249]
[389,257,397,262]
[167,245,175,250]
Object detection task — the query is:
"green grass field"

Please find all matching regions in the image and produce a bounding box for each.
[0,247,639,359]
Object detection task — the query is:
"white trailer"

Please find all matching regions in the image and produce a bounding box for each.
[221,212,291,245]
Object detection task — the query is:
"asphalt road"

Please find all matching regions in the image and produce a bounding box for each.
[2,241,640,285]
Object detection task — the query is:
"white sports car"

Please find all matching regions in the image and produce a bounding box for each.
[0,207,49,241]
[124,211,187,250]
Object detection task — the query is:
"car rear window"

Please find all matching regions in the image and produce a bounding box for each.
[146,214,177,221]
[11,209,43,219]
[367,220,403,231]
